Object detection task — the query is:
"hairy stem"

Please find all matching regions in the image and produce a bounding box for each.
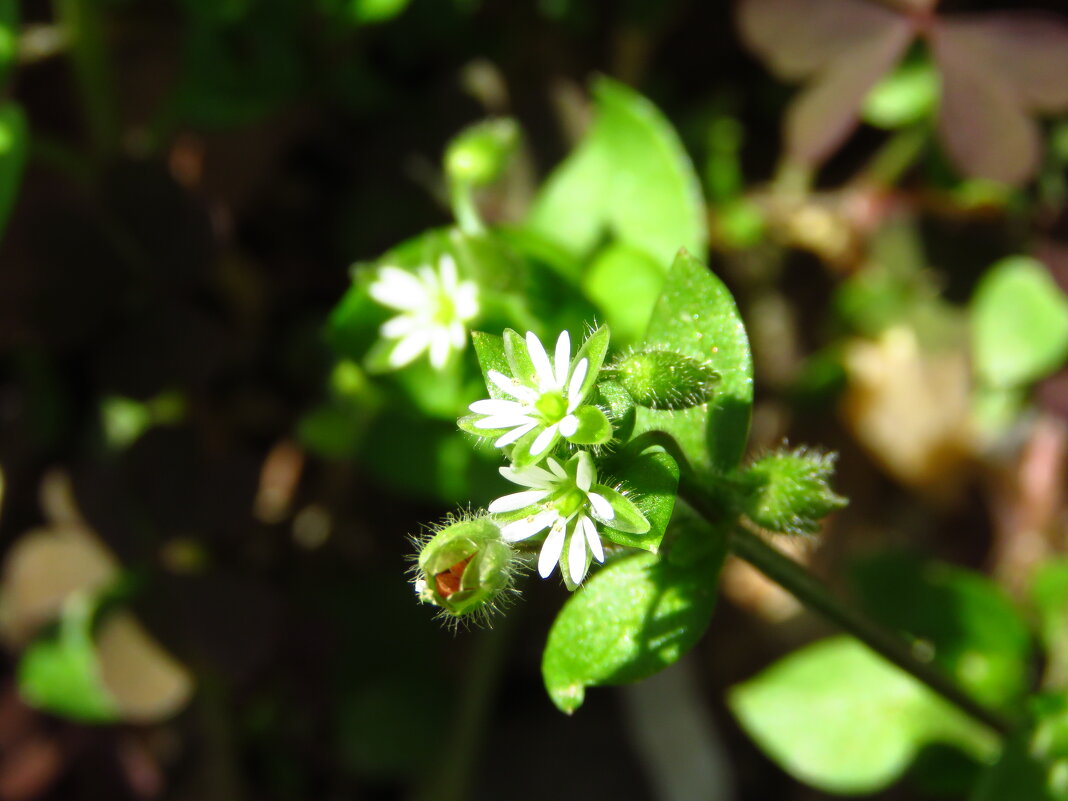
[680,484,1014,737]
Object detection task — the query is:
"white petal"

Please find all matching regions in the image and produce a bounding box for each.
[546,458,567,480]
[369,267,428,310]
[501,509,556,542]
[380,314,419,338]
[538,521,567,578]
[582,516,604,562]
[488,370,538,403]
[575,451,595,491]
[529,423,558,456]
[487,490,549,513]
[454,283,479,320]
[567,358,589,408]
[554,330,571,389]
[568,525,587,585]
[387,329,431,368]
[429,333,450,369]
[474,414,533,430]
[500,464,558,489]
[448,321,466,349]
[588,491,615,521]
[416,265,437,288]
[493,422,538,448]
[469,398,525,415]
[526,331,556,389]
[438,254,458,287]
[559,414,578,438]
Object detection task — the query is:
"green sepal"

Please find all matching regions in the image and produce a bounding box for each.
[565,405,612,445]
[558,523,591,594]
[471,332,509,398]
[737,448,847,535]
[571,325,611,402]
[594,380,635,442]
[508,424,555,468]
[502,328,537,386]
[457,413,509,440]
[416,518,516,618]
[600,449,678,553]
[591,484,649,535]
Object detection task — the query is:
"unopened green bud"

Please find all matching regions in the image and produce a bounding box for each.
[607,349,719,410]
[444,118,519,188]
[738,448,847,535]
[413,516,519,622]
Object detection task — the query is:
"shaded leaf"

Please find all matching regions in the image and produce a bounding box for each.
[600,449,679,552]
[971,734,1066,801]
[0,102,27,240]
[729,637,999,795]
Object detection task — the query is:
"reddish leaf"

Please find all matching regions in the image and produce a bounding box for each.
[787,16,914,164]
[931,22,1042,185]
[738,0,907,81]
[936,13,1068,112]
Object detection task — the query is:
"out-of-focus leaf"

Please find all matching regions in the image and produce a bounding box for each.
[96,611,194,723]
[729,637,999,795]
[863,58,939,129]
[786,17,913,164]
[737,0,912,164]
[852,553,1032,709]
[932,25,1040,186]
[1032,559,1068,688]
[348,0,410,23]
[527,77,706,264]
[542,525,726,713]
[180,0,252,24]
[0,1,18,86]
[0,527,119,645]
[18,595,119,724]
[971,733,1067,801]
[971,256,1068,388]
[0,102,27,240]
[582,243,663,347]
[633,250,752,483]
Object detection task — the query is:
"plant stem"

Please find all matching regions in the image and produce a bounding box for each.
[680,484,1014,737]
[54,0,117,159]
[857,125,928,188]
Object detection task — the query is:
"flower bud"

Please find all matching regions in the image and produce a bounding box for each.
[607,348,719,410]
[444,118,519,188]
[413,516,519,622]
[737,448,847,535]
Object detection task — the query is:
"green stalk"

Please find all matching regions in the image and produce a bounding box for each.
[680,484,1014,737]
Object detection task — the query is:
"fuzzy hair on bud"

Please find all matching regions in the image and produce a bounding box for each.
[410,512,522,627]
[606,348,719,410]
[737,447,848,535]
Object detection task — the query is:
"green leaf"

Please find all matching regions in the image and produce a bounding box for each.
[18,595,119,724]
[971,734,1067,801]
[582,243,664,347]
[348,0,411,23]
[0,102,27,240]
[571,324,610,401]
[1032,558,1068,688]
[971,256,1068,388]
[729,637,999,796]
[527,77,707,264]
[600,449,678,552]
[863,59,938,130]
[633,250,753,482]
[852,553,1032,709]
[542,526,726,714]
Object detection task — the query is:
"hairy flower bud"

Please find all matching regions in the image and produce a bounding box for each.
[413,516,519,622]
[737,448,847,535]
[445,118,519,188]
[607,348,719,410]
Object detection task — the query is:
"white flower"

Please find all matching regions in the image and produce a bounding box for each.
[487,451,648,586]
[368,254,479,370]
[466,327,609,461]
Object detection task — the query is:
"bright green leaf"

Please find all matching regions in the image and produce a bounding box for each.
[470,332,508,398]
[18,595,119,724]
[633,250,753,483]
[542,527,725,714]
[971,256,1068,388]
[582,243,664,346]
[527,77,706,264]
[729,637,998,796]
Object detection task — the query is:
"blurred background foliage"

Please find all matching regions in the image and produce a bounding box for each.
[3,0,1068,799]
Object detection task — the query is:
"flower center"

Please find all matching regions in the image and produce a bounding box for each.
[553,488,587,519]
[432,292,457,325]
[535,390,568,422]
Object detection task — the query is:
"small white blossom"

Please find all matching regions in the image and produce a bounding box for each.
[468,330,592,457]
[487,451,647,586]
[368,254,479,370]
